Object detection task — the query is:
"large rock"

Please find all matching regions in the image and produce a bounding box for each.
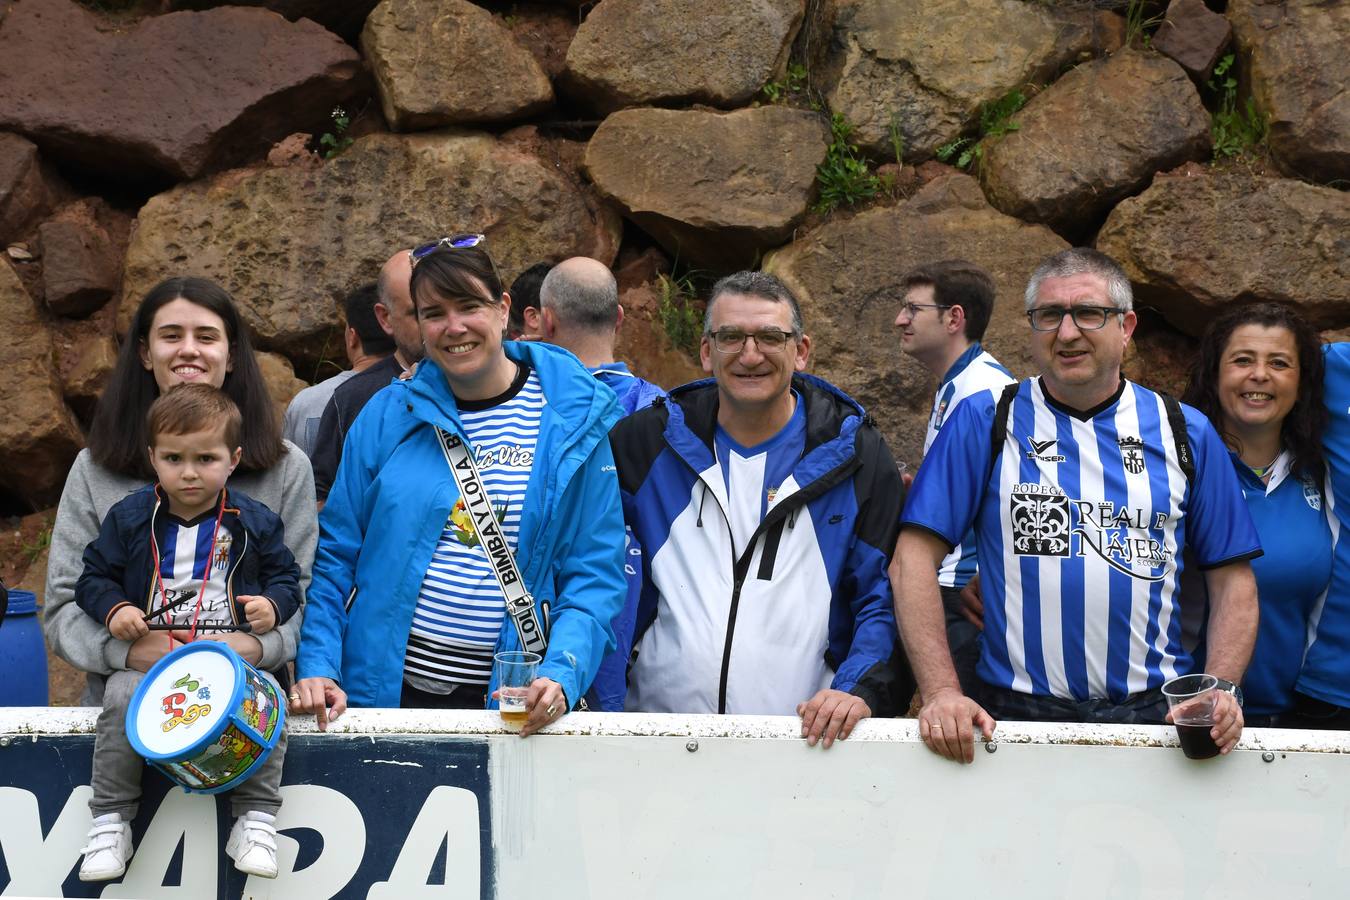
[0,0,365,182]
[55,329,118,423]
[762,174,1069,464]
[362,0,553,131]
[121,131,622,366]
[38,220,117,318]
[0,133,55,244]
[165,0,382,43]
[584,107,828,270]
[1229,0,1350,183]
[820,0,1096,159]
[35,198,132,318]
[1097,170,1350,335]
[979,51,1210,237]
[562,0,805,114]
[1153,0,1232,82]
[0,262,82,510]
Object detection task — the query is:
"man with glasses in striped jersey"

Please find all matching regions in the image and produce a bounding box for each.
[895,248,1259,763]
[894,259,1014,694]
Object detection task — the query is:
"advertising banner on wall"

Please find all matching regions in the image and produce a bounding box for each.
[2,710,1348,899]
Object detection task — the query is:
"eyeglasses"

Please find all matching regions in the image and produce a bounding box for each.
[900,302,951,318]
[410,233,486,268]
[1026,305,1123,332]
[708,329,797,354]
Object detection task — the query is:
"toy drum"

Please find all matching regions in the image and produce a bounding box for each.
[126,641,285,795]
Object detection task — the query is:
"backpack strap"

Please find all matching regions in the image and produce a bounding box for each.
[1159,392,1195,486]
[987,382,1194,487]
[989,382,1021,470]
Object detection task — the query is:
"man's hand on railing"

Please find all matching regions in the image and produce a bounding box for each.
[291,676,348,732]
[917,687,996,764]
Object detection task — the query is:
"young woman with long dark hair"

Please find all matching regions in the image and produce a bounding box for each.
[44,276,317,695]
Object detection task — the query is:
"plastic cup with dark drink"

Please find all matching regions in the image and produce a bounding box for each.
[1162,674,1222,759]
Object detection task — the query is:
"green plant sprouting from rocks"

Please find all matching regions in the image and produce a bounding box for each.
[1123,0,1165,49]
[760,64,808,105]
[22,520,52,564]
[656,272,705,354]
[888,112,904,167]
[814,113,881,214]
[1207,54,1268,160]
[935,89,1028,171]
[319,106,354,159]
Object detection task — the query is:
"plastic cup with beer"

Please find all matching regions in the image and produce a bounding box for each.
[1162,673,1222,759]
[494,650,541,728]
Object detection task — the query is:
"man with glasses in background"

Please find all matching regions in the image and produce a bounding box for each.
[894,260,1013,693]
[610,271,907,748]
[894,248,1259,763]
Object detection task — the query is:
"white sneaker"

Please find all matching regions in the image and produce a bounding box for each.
[79,813,133,882]
[226,811,279,878]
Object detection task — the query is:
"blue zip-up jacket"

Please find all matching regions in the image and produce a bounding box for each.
[76,484,302,633]
[610,374,905,716]
[589,362,667,418]
[297,341,626,709]
[585,361,667,711]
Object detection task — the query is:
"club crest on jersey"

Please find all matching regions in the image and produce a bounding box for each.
[932,399,948,430]
[1118,436,1146,475]
[1025,437,1065,463]
[211,533,233,572]
[1304,477,1322,510]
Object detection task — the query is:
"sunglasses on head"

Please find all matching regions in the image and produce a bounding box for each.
[410,233,487,268]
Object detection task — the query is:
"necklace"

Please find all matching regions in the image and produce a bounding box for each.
[1247,455,1280,480]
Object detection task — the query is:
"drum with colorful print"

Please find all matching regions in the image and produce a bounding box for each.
[125,641,284,794]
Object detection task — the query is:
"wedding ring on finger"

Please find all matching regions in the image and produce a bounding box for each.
[289,692,301,702]
[546,703,559,717]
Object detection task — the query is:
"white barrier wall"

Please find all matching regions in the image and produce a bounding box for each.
[1,709,1348,899]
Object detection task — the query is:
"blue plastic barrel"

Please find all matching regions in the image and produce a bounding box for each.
[0,590,50,706]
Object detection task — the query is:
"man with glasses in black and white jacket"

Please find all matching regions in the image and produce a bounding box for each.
[610,271,907,748]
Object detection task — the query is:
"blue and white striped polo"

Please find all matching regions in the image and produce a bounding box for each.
[905,377,1260,703]
[923,342,1015,588]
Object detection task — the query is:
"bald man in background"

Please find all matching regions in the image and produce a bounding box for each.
[538,256,666,710]
[538,256,665,415]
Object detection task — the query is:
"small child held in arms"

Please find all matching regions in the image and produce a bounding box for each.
[74,383,301,882]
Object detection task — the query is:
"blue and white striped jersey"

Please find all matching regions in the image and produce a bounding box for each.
[157,513,233,626]
[923,342,1014,588]
[905,377,1260,703]
[405,369,546,690]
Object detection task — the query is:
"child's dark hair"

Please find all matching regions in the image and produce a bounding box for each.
[146,384,243,451]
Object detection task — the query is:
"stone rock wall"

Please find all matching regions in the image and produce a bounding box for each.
[0,0,1345,516]
[0,0,367,183]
